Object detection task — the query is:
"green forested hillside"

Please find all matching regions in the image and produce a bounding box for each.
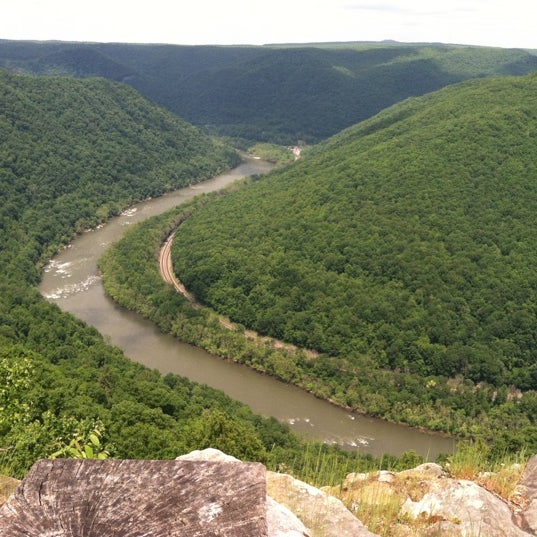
[1,40,537,143]
[0,68,315,476]
[0,68,238,282]
[168,73,537,444]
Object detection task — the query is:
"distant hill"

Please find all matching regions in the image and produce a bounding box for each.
[1,40,537,143]
[171,73,537,395]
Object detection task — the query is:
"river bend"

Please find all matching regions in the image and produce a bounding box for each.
[39,159,456,458]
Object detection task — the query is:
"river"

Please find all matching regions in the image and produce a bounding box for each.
[39,158,456,458]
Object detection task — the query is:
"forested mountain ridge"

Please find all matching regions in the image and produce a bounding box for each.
[0,68,238,283]
[168,73,537,445]
[0,69,316,476]
[1,39,537,143]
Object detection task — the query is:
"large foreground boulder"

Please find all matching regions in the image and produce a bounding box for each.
[401,478,529,537]
[0,458,267,536]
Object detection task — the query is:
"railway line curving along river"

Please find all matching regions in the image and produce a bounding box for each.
[39,158,457,459]
[160,232,198,306]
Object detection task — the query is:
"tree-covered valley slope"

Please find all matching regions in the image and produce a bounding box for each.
[165,73,537,447]
[0,68,331,477]
[1,40,537,143]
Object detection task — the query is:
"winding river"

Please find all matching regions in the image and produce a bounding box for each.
[39,159,456,458]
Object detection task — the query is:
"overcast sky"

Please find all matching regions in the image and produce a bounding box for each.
[2,0,536,49]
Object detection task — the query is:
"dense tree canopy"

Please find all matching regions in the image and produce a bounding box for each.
[171,74,537,403]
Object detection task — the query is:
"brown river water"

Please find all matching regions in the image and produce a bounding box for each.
[39,158,457,458]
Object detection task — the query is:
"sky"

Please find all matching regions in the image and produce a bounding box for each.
[2,0,537,50]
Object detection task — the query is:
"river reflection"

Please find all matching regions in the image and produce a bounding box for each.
[40,159,456,458]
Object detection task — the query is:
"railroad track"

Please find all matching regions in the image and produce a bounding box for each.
[159,232,197,306]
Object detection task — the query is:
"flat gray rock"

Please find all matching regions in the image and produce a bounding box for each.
[0,459,267,536]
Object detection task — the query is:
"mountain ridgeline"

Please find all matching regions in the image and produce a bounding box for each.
[2,40,537,143]
[169,73,537,443]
